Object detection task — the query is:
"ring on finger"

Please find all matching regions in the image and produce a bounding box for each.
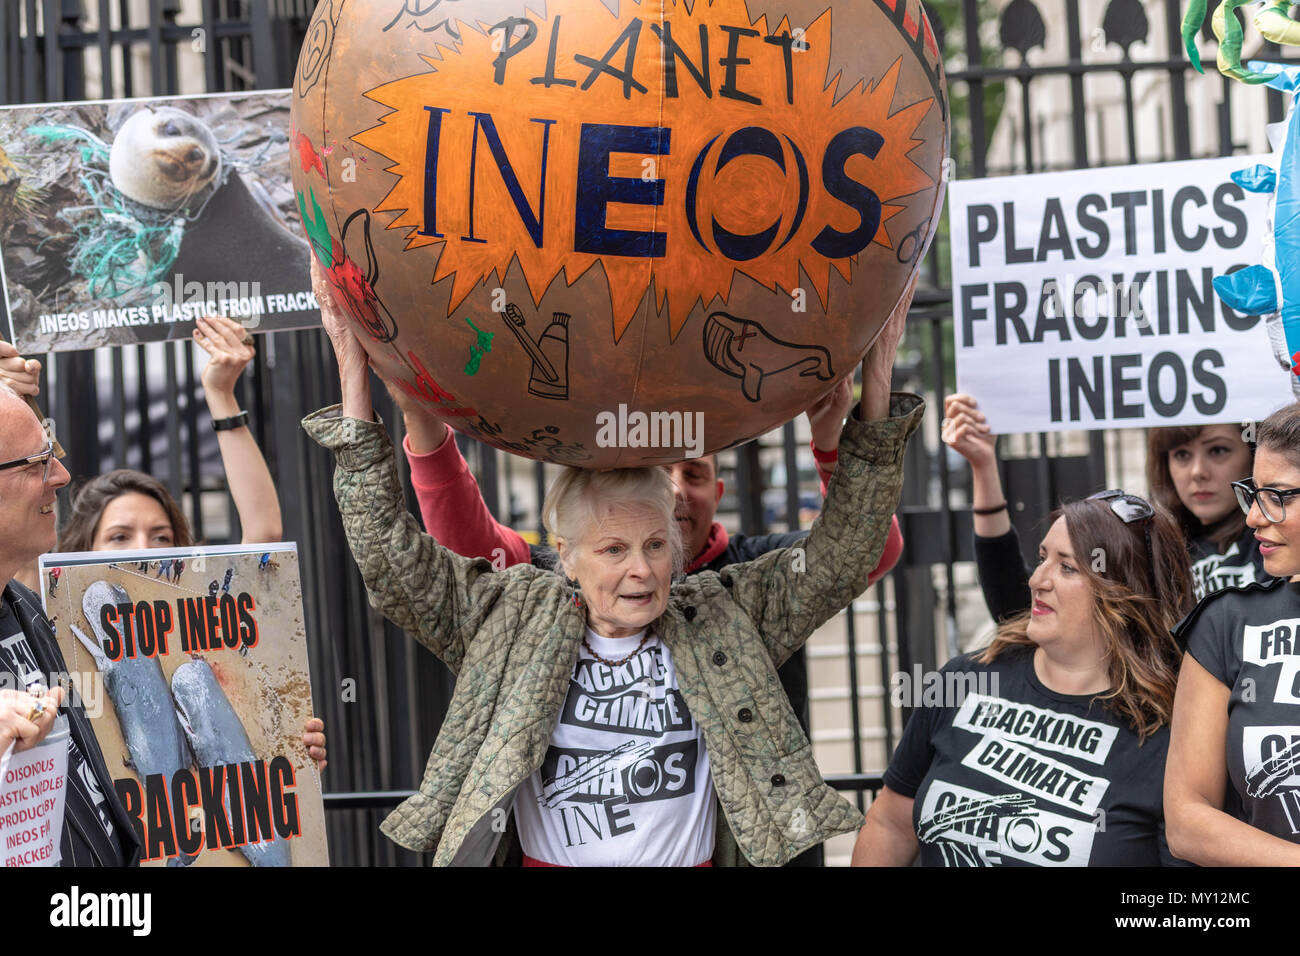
[26,700,44,721]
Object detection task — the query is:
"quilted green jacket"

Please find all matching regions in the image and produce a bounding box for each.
[303,393,924,866]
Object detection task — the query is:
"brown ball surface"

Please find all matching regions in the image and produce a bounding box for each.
[291,0,948,466]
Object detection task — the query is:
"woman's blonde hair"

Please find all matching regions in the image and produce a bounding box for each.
[542,467,684,577]
[978,497,1193,742]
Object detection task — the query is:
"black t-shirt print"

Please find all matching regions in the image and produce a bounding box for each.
[1188,527,1269,601]
[883,647,1174,866]
[1178,577,1300,840]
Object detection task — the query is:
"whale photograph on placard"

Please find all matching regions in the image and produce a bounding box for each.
[0,90,319,352]
[38,543,328,868]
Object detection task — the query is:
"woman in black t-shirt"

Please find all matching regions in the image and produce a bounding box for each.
[852,493,1193,866]
[940,396,1266,617]
[1166,401,1300,864]
[1147,424,1265,598]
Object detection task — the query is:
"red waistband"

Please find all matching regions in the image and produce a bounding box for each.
[523,854,712,867]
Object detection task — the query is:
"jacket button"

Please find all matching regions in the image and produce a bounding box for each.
[771,774,786,787]
[738,708,753,722]
[683,606,697,622]
[712,651,727,666]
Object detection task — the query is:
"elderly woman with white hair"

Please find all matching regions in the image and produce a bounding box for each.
[305,279,923,867]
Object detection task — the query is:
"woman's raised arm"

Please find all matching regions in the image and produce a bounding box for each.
[193,314,283,544]
[303,258,503,672]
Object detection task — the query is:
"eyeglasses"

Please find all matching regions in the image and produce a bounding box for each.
[1088,489,1156,590]
[0,440,55,485]
[1231,478,1300,524]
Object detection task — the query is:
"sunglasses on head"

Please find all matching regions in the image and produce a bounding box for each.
[1087,489,1156,591]
[1088,489,1155,524]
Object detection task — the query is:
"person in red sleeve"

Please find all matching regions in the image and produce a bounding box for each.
[390,379,903,590]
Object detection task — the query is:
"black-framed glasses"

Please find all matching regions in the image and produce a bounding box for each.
[1088,489,1156,588]
[1231,478,1300,524]
[0,440,55,484]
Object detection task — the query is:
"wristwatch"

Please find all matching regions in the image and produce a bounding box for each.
[212,410,250,432]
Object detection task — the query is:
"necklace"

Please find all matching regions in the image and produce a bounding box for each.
[582,631,652,666]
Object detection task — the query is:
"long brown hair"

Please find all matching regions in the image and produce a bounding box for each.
[58,469,193,552]
[1146,425,1251,552]
[978,497,1193,741]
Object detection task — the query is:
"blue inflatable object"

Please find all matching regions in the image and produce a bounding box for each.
[1259,64,1300,382]
[1231,164,1277,192]
[1210,62,1300,389]
[1213,264,1278,314]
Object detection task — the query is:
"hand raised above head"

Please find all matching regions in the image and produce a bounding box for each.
[0,339,41,397]
[311,255,369,370]
[805,375,854,453]
[860,275,918,421]
[941,392,996,469]
[194,314,256,396]
[311,255,373,418]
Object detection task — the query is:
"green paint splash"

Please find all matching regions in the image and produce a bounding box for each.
[463,316,494,375]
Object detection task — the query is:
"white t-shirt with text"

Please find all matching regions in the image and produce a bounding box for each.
[513,629,716,866]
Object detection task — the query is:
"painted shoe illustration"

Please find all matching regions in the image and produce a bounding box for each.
[703,312,833,402]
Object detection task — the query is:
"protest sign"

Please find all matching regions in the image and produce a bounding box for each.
[0,90,318,353]
[39,543,327,867]
[0,717,69,867]
[950,156,1297,433]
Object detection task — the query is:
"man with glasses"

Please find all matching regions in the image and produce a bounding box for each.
[0,383,140,866]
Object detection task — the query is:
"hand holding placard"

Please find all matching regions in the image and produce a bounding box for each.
[0,711,69,867]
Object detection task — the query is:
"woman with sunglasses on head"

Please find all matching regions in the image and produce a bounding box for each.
[852,488,1193,865]
[942,394,1264,617]
[1165,402,1300,864]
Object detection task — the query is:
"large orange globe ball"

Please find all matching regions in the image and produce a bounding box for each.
[291,0,948,466]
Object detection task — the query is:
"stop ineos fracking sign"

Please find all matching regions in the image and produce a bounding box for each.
[949,155,1295,434]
